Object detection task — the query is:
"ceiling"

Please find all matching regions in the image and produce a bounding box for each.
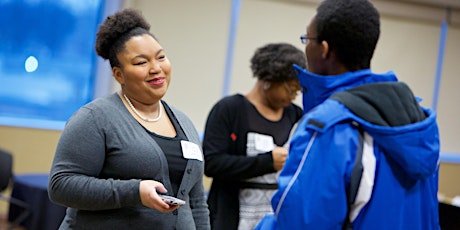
[386,0,460,10]
[290,0,460,26]
[374,0,460,25]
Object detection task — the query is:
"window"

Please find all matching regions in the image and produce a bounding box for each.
[0,0,114,130]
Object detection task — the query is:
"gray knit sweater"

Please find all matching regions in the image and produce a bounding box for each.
[49,93,210,230]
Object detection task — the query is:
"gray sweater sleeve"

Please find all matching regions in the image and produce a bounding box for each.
[48,106,142,210]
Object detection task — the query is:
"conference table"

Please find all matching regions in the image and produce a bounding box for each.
[8,173,66,230]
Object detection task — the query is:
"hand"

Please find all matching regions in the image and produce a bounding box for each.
[139,180,180,213]
[272,146,288,171]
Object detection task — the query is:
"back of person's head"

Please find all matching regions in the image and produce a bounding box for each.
[250,43,306,82]
[315,0,380,70]
[95,8,155,68]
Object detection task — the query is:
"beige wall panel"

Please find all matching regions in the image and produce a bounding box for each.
[127,0,231,132]
[0,126,60,173]
[231,0,314,107]
[439,162,460,198]
[373,17,439,109]
[436,27,460,153]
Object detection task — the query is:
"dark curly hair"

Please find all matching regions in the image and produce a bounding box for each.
[315,0,380,70]
[95,8,155,68]
[250,43,306,82]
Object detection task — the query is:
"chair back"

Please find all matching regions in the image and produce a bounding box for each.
[0,148,13,191]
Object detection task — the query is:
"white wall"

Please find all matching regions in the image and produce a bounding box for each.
[122,0,460,154]
[232,0,315,107]
[436,27,460,153]
[122,0,231,132]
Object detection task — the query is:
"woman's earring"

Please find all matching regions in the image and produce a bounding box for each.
[263,82,271,90]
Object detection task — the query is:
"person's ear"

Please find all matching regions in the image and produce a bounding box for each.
[113,67,125,85]
[320,40,329,59]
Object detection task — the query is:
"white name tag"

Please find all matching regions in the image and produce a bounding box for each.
[254,133,275,152]
[181,140,203,161]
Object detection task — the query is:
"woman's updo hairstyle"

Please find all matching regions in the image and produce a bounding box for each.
[95,8,155,68]
[250,43,306,82]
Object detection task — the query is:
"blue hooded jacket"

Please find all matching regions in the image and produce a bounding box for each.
[256,65,440,229]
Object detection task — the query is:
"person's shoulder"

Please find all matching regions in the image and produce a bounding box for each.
[292,103,302,111]
[301,99,354,131]
[284,103,303,121]
[83,93,119,109]
[205,94,244,119]
[213,94,245,107]
[288,103,302,113]
[217,94,244,103]
[64,94,117,126]
[75,93,122,120]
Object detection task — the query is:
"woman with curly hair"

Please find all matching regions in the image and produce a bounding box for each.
[202,43,306,230]
[48,8,210,229]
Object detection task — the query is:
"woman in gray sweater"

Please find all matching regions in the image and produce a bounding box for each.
[48,8,210,229]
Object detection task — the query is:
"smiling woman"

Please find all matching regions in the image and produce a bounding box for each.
[48,7,210,229]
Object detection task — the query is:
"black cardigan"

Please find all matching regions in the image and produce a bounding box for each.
[202,94,302,230]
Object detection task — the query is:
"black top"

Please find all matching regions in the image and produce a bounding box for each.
[147,102,188,197]
[246,98,293,146]
[202,94,302,230]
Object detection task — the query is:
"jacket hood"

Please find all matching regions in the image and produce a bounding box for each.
[330,83,440,180]
[294,64,398,113]
[365,110,439,180]
[295,65,439,179]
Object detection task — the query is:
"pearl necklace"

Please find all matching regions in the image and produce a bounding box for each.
[123,94,162,122]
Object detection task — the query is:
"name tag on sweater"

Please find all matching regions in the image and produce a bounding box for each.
[181,140,203,161]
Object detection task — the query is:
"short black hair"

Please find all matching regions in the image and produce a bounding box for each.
[250,43,306,82]
[95,8,155,68]
[315,0,380,70]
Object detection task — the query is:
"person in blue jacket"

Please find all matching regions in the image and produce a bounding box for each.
[256,0,440,229]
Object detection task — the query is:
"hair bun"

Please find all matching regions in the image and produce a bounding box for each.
[95,8,151,59]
